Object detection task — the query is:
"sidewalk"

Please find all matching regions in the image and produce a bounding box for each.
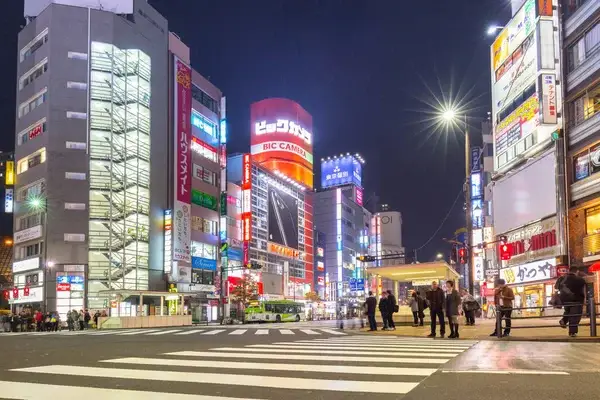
[350,316,600,341]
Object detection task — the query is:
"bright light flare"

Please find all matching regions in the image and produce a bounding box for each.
[442,109,457,121]
[487,25,503,36]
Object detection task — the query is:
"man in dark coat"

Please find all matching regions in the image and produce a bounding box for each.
[364,291,377,331]
[378,292,390,330]
[386,290,397,331]
[426,281,446,338]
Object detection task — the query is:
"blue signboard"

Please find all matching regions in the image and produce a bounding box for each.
[471,147,481,173]
[349,278,365,291]
[191,256,217,271]
[228,247,243,261]
[321,156,362,188]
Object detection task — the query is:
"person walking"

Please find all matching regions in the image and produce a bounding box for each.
[386,290,397,331]
[461,289,478,326]
[409,292,421,326]
[84,309,91,329]
[557,266,586,337]
[364,291,377,331]
[490,278,515,337]
[378,292,390,330]
[426,281,446,338]
[445,280,462,339]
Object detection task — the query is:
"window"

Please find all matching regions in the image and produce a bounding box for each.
[191,216,218,235]
[17,180,45,202]
[193,164,217,186]
[568,22,600,72]
[15,241,43,260]
[569,83,600,127]
[496,83,536,124]
[586,205,600,235]
[192,269,214,285]
[191,110,217,138]
[19,59,48,90]
[20,29,48,62]
[17,213,42,231]
[17,148,46,174]
[191,137,218,163]
[18,120,47,146]
[573,143,600,182]
[191,189,218,211]
[191,84,219,114]
[191,241,217,260]
[19,88,47,118]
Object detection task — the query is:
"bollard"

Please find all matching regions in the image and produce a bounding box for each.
[590,295,597,338]
[496,307,503,339]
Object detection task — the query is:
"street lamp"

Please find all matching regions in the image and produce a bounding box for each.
[486,25,504,36]
[436,253,443,260]
[27,195,50,311]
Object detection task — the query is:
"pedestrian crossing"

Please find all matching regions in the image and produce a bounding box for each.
[0,327,347,338]
[3,336,478,399]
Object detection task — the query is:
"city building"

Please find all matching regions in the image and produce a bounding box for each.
[11,0,169,318]
[314,153,371,304]
[166,34,227,322]
[489,0,565,313]
[0,152,15,216]
[313,230,326,299]
[227,98,314,301]
[564,0,600,271]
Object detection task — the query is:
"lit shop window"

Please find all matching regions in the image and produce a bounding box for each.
[20,29,48,62]
[191,241,217,260]
[19,89,47,118]
[191,216,218,235]
[18,120,47,146]
[19,59,48,90]
[191,110,216,138]
[586,206,600,235]
[191,137,218,163]
[17,148,46,174]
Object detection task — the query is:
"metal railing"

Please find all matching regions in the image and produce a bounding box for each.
[495,294,598,338]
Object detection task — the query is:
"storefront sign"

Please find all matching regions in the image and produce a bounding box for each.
[505,216,559,265]
[473,256,484,283]
[191,256,217,271]
[541,74,557,124]
[14,225,42,244]
[56,283,71,292]
[500,258,556,285]
[8,286,42,304]
[12,257,40,274]
[268,242,300,258]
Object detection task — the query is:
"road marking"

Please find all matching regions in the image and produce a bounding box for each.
[255,329,269,335]
[201,329,225,335]
[102,357,437,376]
[229,329,247,335]
[279,329,294,335]
[13,365,419,394]
[87,331,121,335]
[304,339,473,348]
[167,351,449,364]
[118,329,161,335]
[442,370,569,375]
[247,344,464,353]
[0,380,264,399]
[174,330,205,335]
[146,329,182,336]
[299,329,320,335]
[319,329,346,335]
[212,347,460,357]
[292,341,472,349]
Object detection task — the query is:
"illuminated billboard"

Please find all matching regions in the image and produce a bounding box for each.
[321,155,363,189]
[491,0,536,71]
[268,185,299,249]
[250,98,314,189]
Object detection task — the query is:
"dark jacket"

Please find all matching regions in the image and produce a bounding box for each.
[378,297,390,314]
[445,289,461,316]
[387,294,397,313]
[558,273,586,303]
[365,296,376,315]
[426,288,445,310]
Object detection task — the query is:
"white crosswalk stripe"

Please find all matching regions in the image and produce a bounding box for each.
[229,329,247,335]
[174,330,205,335]
[6,336,477,398]
[254,329,269,335]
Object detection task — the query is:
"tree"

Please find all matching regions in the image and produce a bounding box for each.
[304,291,321,303]
[229,273,259,321]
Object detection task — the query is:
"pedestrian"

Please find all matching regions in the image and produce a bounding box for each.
[84,309,91,329]
[34,310,43,332]
[71,309,80,331]
[364,291,377,331]
[445,280,461,339]
[557,266,586,337]
[490,278,515,337]
[67,310,74,331]
[461,289,478,326]
[78,310,85,330]
[378,292,390,330]
[417,291,426,326]
[409,292,420,327]
[426,281,446,338]
[386,290,397,331]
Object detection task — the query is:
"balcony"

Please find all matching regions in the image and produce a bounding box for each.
[568,107,600,146]
[567,47,600,94]
[564,0,600,40]
[583,232,600,262]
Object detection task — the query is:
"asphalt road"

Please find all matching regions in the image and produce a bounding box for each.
[0,325,598,399]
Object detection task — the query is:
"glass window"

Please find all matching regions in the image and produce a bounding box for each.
[18,120,47,146]
[193,164,217,186]
[17,180,45,202]
[20,29,48,62]
[191,84,219,114]
[574,150,590,181]
[586,206,600,235]
[17,148,46,174]
[191,241,217,260]
[19,60,48,90]
[18,89,47,118]
[569,83,600,127]
[17,213,42,231]
[568,22,600,71]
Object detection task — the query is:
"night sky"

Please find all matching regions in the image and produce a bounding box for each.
[0,1,512,259]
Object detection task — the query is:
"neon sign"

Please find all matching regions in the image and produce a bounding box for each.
[255,119,312,145]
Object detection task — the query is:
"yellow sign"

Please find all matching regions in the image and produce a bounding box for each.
[5,161,14,185]
[496,94,539,133]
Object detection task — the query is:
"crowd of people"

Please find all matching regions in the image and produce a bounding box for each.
[1,309,107,332]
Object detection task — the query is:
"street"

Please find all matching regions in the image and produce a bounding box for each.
[1,324,598,399]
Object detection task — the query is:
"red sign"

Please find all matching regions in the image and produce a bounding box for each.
[23,286,30,296]
[242,213,252,242]
[12,288,18,299]
[268,242,300,258]
[250,98,314,188]
[227,276,264,295]
[56,283,71,292]
[500,243,512,260]
[29,124,43,140]
[509,229,556,256]
[174,57,192,203]
[556,265,569,277]
[242,154,252,190]
[243,241,249,265]
[2,290,8,300]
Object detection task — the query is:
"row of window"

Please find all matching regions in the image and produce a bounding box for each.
[193,163,217,186]
[567,22,600,72]
[19,89,47,118]
[14,241,43,260]
[17,213,42,231]
[17,148,46,174]
[496,132,537,168]
[191,84,219,115]
[20,60,48,90]
[191,216,218,235]
[191,241,217,260]
[496,84,536,125]
[192,269,214,285]
[18,120,47,146]
[568,82,600,129]
[20,29,48,62]
[17,180,45,202]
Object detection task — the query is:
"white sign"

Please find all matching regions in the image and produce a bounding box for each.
[242,189,251,214]
[14,225,42,244]
[4,188,13,213]
[499,258,556,285]
[250,141,313,164]
[173,202,191,262]
[64,233,85,242]
[9,286,43,304]
[12,257,40,274]
[65,202,86,210]
[541,74,557,124]
[255,119,312,145]
[473,256,484,283]
[484,227,494,248]
[472,229,483,249]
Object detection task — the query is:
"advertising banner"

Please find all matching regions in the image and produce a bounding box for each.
[473,256,484,283]
[540,74,557,124]
[500,258,556,285]
[250,98,314,188]
[495,94,540,155]
[191,256,217,271]
[14,225,42,244]
[4,188,13,213]
[491,0,537,71]
[173,56,192,263]
[321,155,362,188]
[268,185,299,250]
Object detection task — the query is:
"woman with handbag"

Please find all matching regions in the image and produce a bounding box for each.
[461,289,479,326]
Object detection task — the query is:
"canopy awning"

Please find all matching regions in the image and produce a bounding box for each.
[366,261,460,284]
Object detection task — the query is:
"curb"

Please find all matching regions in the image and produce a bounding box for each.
[345,329,600,342]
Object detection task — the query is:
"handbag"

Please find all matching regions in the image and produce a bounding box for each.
[394,305,399,313]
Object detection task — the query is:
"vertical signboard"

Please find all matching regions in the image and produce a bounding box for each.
[540,74,557,124]
[4,188,13,213]
[164,210,172,273]
[173,56,192,263]
[241,154,252,265]
[5,161,14,185]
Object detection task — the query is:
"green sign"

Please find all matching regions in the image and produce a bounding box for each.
[191,189,218,211]
[220,192,227,216]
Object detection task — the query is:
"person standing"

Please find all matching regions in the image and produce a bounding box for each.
[409,292,420,327]
[557,266,586,337]
[364,291,377,331]
[386,290,397,331]
[426,281,446,338]
[445,280,462,339]
[461,289,478,326]
[490,278,515,337]
[378,292,390,330]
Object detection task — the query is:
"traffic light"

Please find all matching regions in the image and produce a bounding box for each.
[500,243,512,260]
[246,262,263,270]
[450,246,458,263]
[357,255,376,262]
[458,248,467,264]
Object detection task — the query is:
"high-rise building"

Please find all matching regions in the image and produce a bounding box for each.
[11,0,169,318]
